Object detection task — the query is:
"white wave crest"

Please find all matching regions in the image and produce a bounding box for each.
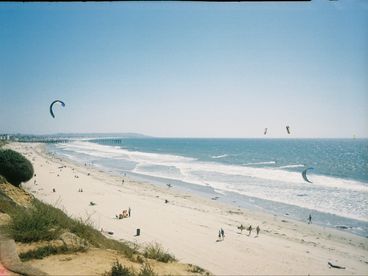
[243,161,276,165]
[279,164,305,169]
[211,154,228,159]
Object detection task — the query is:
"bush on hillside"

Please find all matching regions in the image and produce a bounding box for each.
[8,200,62,242]
[105,260,135,276]
[0,149,34,187]
[143,243,176,263]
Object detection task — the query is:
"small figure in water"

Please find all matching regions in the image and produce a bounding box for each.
[308,214,312,224]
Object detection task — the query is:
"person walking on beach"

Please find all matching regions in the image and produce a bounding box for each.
[218,230,222,241]
[256,225,260,236]
[248,225,252,236]
[308,214,312,224]
[128,207,131,217]
[221,228,225,240]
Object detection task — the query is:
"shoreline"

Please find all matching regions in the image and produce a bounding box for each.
[9,142,368,275]
[45,139,368,237]
[120,170,368,237]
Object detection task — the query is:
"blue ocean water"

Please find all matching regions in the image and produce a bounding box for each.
[96,138,368,182]
[47,138,368,236]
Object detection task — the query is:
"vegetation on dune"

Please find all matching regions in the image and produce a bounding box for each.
[104,260,157,276]
[138,262,157,276]
[7,200,62,242]
[0,179,17,213]
[19,244,85,261]
[187,264,210,275]
[105,260,135,276]
[2,198,135,258]
[0,141,7,148]
[143,243,176,263]
[0,149,34,187]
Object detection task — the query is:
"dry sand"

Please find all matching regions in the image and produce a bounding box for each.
[8,142,368,275]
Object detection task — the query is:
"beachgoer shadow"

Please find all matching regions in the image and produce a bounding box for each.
[216,239,223,242]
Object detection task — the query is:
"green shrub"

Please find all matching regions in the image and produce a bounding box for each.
[4,198,135,257]
[0,149,34,186]
[104,260,157,276]
[7,201,62,242]
[135,255,145,264]
[138,263,157,276]
[187,264,209,275]
[19,244,86,261]
[105,260,135,276]
[143,243,176,263]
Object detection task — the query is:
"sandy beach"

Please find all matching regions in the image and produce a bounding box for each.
[8,142,368,275]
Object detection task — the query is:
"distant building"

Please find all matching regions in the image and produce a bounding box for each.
[0,134,10,140]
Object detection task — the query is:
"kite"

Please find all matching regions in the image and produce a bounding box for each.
[286,125,290,134]
[49,100,65,118]
[302,167,314,183]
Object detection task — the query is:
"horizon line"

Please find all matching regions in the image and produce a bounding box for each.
[1,132,366,139]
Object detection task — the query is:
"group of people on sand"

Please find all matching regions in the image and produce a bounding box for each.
[116,207,131,219]
[237,224,260,237]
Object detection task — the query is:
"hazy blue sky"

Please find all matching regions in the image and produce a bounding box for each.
[1,1,367,138]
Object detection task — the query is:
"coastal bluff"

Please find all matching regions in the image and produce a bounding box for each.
[0,168,210,276]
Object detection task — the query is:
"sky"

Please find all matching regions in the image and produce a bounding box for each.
[0,1,367,138]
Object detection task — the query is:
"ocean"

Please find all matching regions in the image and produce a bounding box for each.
[47,138,368,237]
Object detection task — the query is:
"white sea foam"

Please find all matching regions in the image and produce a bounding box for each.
[243,161,276,165]
[214,189,226,195]
[56,141,368,192]
[57,141,195,162]
[211,154,228,159]
[279,164,305,169]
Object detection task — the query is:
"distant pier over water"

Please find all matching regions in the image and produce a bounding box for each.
[89,138,123,144]
[0,134,125,144]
